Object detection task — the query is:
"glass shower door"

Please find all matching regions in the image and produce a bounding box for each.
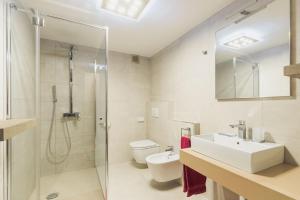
[6,4,40,200]
[5,3,108,200]
[39,14,108,200]
[95,47,108,199]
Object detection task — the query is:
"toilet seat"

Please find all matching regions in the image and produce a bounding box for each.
[129,140,161,164]
[130,140,160,150]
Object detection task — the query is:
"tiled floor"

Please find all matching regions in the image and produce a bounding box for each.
[40,163,208,200]
[108,161,208,200]
[40,168,104,200]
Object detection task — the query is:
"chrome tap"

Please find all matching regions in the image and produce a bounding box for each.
[165,146,175,158]
[165,145,174,152]
[229,120,247,140]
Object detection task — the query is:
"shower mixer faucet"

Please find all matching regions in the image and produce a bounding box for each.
[63,112,80,120]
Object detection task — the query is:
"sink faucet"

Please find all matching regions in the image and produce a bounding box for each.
[229,120,247,140]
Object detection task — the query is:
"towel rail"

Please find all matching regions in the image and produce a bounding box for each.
[181,127,192,138]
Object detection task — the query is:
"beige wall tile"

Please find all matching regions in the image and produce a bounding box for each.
[149,0,300,165]
[40,39,97,175]
[108,52,151,164]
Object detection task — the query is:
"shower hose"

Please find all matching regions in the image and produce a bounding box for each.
[46,87,72,164]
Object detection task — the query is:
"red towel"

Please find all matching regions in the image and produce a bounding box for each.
[181,136,206,197]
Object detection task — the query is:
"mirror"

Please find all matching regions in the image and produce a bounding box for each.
[215,0,291,100]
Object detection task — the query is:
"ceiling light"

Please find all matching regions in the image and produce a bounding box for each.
[117,6,126,14]
[106,2,117,10]
[101,0,150,19]
[223,36,258,49]
[133,0,143,6]
[127,6,139,17]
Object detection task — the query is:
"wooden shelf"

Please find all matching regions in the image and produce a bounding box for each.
[0,119,36,141]
[284,64,300,78]
[180,149,299,200]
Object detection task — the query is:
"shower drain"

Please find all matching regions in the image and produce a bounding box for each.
[46,193,59,200]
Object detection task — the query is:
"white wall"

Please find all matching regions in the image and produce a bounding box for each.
[108,52,151,164]
[150,0,300,168]
[257,44,290,97]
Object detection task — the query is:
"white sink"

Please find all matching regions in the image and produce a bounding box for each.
[191,133,284,173]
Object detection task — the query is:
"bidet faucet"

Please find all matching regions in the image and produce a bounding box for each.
[165,146,175,158]
[229,120,247,140]
[165,145,174,152]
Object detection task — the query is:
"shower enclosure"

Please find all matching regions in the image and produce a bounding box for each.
[216,56,260,99]
[5,2,108,200]
[233,57,260,98]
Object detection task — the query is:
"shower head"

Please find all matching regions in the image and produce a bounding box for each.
[54,43,78,58]
[52,85,57,103]
[252,63,259,70]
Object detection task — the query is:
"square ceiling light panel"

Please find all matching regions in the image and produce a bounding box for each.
[101,0,150,19]
[223,36,259,49]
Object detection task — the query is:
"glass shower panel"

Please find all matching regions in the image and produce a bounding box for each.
[95,46,108,198]
[8,5,39,200]
[215,60,236,99]
[39,15,108,200]
[235,58,260,98]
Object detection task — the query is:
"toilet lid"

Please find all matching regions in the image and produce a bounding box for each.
[129,140,160,149]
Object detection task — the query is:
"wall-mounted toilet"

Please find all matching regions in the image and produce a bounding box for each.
[129,140,161,164]
[146,151,183,182]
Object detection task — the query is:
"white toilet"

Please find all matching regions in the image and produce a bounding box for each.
[129,140,161,164]
[146,151,183,182]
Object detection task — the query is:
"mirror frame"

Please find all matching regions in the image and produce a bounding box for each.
[215,0,296,101]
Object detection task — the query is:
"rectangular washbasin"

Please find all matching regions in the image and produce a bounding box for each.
[191,133,284,173]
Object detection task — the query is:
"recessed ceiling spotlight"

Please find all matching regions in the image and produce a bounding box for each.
[102,0,150,19]
[223,36,258,49]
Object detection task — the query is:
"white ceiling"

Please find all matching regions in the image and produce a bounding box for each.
[20,0,235,57]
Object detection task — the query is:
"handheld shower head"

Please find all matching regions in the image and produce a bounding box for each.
[52,85,57,103]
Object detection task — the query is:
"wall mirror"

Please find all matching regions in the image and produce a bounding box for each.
[215,0,291,100]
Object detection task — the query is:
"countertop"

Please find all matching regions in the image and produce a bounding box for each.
[0,119,36,141]
[180,148,300,200]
